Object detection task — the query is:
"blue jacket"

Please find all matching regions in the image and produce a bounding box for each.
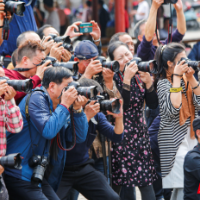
[5,87,88,184]
[0,0,38,56]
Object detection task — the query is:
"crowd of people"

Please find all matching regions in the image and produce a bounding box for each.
[0,0,200,200]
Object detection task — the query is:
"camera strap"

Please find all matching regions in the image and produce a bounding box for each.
[25,88,52,156]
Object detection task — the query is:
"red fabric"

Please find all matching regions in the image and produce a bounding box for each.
[4,69,41,105]
[197,184,200,194]
[125,10,129,29]
[0,98,23,156]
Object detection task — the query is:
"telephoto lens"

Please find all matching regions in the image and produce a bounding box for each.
[0,153,22,169]
[65,82,98,99]
[126,57,158,74]
[48,34,73,52]
[179,57,200,71]
[0,77,33,92]
[95,56,120,73]
[4,0,26,16]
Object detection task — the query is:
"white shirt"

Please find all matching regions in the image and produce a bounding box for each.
[135,1,149,21]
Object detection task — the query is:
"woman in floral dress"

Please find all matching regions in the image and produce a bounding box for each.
[108,41,158,200]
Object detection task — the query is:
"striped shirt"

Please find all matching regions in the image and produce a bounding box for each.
[0,98,23,157]
[157,78,200,178]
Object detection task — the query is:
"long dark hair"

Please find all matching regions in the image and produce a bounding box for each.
[155,42,185,79]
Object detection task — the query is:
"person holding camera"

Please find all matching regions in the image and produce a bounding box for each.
[4,40,51,105]
[0,67,23,200]
[54,78,124,200]
[184,117,200,200]
[108,41,158,200]
[4,67,88,200]
[154,42,200,200]
[0,0,38,56]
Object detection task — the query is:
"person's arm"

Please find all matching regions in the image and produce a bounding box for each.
[145,0,163,42]
[174,0,186,36]
[188,42,199,61]
[5,98,23,133]
[97,113,123,143]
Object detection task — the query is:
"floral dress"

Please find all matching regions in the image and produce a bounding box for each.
[111,73,157,187]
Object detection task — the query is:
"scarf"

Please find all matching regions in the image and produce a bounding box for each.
[166,70,195,139]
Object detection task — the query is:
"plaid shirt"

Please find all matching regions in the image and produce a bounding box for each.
[0,98,23,157]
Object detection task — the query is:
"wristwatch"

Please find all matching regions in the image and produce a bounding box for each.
[92,37,101,43]
[73,108,83,114]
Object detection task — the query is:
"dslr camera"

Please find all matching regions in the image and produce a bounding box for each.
[0,77,33,92]
[48,34,73,52]
[95,56,120,73]
[63,81,98,99]
[126,57,158,74]
[179,57,200,71]
[36,56,79,77]
[29,155,48,185]
[3,0,25,16]
[163,0,177,4]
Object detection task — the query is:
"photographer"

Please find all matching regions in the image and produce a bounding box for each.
[0,0,38,56]
[155,42,200,200]
[0,67,23,200]
[108,41,158,200]
[184,117,200,200]
[136,0,186,61]
[4,67,88,200]
[55,78,124,200]
[4,40,51,105]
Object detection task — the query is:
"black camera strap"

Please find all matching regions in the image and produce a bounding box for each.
[25,88,52,156]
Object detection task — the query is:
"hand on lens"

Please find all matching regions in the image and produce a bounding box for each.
[124,61,138,80]
[84,59,103,79]
[42,36,54,56]
[4,86,16,100]
[61,87,78,108]
[65,21,83,38]
[73,95,88,110]
[36,60,52,80]
[107,99,123,118]
[0,1,5,21]
[0,164,4,175]
[102,68,114,84]
[49,42,64,62]
[61,49,71,62]
[174,60,188,76]
[152,0,164,9]
[0,80,8,96]
[174,0,183,12]
[185,67,195,80]
[89,20,101,41]
[84,101,100,122]
[138,71,152,88]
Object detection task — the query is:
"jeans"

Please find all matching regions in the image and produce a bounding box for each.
[120,186,136,200]
[4,175,59,200]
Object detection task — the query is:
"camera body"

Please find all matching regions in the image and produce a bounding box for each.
[179,57,200,71]
[48,34,73,52]
[0,76,33,92]
[163,0,178,4]
[29,155,48,185]
[127,57,158,74]
[95,56,120,73]
[37,56,79,77]
[4,0,25,16]
[78,23,93,33]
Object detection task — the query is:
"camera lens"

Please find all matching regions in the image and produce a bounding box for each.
[106,61,120,72]
[31,165,45,184]
[100,99,120,114]
[5,2,25,16]
[0,153,22,169]
[111,99,120,114]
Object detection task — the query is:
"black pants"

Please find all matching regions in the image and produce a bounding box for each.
[4,175,59,200]
[113,184,156,200]
[57,164,120,200]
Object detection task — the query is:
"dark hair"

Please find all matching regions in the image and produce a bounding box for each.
[11,49,18,67]
[98,0,104,6]
[109,32,129,44]
[86,0,92,7]
[78,78,103,94]
[18,40,46,63]
[16,31,38,47]
[133,19,146,40]
[108,41,129,61]
[155,42,185,79]
[42,67,73,89]
[37,24,53,39]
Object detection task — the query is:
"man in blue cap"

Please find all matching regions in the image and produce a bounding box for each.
[184,117,200,200]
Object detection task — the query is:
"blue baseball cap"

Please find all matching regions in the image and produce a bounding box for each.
[74,40,99,60]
